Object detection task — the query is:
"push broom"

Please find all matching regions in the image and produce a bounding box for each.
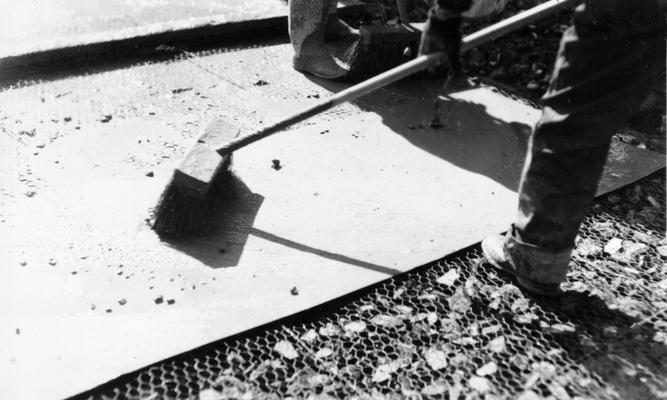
[151,0,579,238]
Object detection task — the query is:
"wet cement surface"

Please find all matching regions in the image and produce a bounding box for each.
[0,42,664,399]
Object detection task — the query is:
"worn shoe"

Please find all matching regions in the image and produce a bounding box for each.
[482,234,561,297]
[324,16,359,41]
[292,52,349,79]
[292,34,350,80]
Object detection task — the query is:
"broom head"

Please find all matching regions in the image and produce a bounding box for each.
[151,118,240,238]
[345,23,421,82]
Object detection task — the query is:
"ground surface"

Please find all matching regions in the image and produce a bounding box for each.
[75,172,667,400]
[1,2,665,400]
[2,38,660,399]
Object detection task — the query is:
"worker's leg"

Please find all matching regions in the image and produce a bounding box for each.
[288,0,349,79]
[325,0,358,39]
[484,0,665,293]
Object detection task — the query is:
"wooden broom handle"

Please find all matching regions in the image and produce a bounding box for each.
[216,0,580,155]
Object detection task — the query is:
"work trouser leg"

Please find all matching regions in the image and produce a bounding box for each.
[504,0,665,285]
[288,0,330,59]
[288,0,349,79]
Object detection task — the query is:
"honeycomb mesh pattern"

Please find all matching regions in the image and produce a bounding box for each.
[74,171,666,400]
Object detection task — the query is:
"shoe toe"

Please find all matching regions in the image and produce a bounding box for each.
[481,234,560,297]
[481,235,507,267]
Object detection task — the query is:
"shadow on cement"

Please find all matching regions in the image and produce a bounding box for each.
[249,227,402,275]
[533,290,667,400]
[382,94,531,192]
[308,75,533,192]
[0,35,290,90]
[163,175,401,274]
[164,174,264,268]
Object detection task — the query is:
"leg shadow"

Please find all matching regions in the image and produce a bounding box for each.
[305,75,534,192]
[379,92,532,192]
[533,290,667,399]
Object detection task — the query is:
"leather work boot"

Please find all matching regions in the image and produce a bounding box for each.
[288,0,358,80]
[481,234,561,297]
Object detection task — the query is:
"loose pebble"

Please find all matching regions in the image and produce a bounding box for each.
[274,340,298,359]
[171,87,192,94]
[429,117,443,129]
[437,269,460,286]
[476,361,498,376]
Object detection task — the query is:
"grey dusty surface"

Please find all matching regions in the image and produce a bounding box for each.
[0,39,664,400]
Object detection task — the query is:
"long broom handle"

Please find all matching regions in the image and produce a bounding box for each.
[216,0,579,155]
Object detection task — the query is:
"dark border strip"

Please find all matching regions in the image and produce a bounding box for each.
[0,3,365,85]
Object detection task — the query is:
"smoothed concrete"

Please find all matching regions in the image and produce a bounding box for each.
[0,43,663,400]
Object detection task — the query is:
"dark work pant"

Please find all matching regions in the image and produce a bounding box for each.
[504,0,665,285]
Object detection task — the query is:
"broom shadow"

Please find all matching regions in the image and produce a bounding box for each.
[248,227,403,275]
[162,173,264,268]
[161,173,401,273]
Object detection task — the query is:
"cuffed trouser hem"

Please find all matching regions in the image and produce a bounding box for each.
[503,227,572,286]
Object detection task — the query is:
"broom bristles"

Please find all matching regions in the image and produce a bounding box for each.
[342,24,420,82]
[151,180,214,238]
[151,153,233,238]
